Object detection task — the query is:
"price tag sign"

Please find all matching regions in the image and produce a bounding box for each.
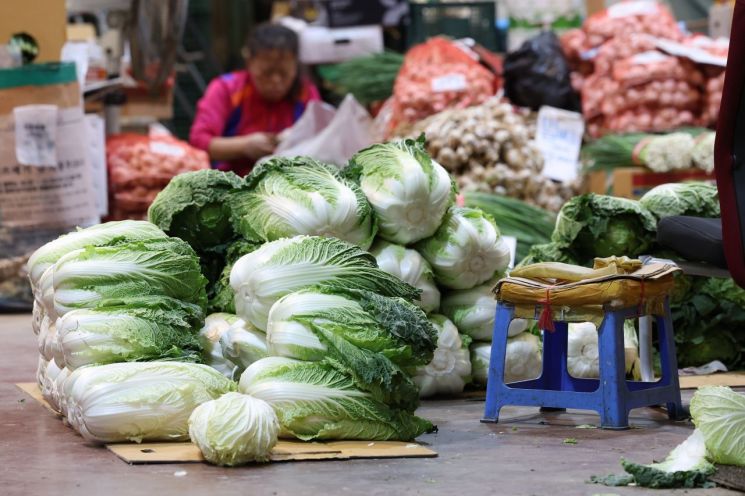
[14,104,59,166]
[431,73,467,92]
[150,140,186,158]
[535,106,585,183]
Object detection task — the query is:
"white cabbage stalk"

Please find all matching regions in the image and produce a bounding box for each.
[50,367,71,412]
[40,358,62,407]
[413,315,471,398]
[188,392,279,466]
[199,313,241,378]
[40,317,62,365]
[32,300,44,336]
[219,321,268,372]
[37,315,50,358]
[62,362,235,443]
[348,139,453,244]
[230,236,420,330]
[36,356,47,390]
[38,266,58,321]
[416,207,511,290]
[265,292,348,361]
[470,332,543,385]
[232,158,376,249]
[441,282,527,340]
[27,220,166,290]
[567,322,640,379]
[370,241,440,313]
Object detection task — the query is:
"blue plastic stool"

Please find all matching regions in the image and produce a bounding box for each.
[482,301,683,429]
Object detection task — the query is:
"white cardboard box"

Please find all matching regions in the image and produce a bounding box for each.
[298,25,383,65]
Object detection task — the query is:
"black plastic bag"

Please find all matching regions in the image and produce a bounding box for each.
[503,31,580,112]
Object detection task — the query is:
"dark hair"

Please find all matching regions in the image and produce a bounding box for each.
[245,23,302,99]
[246,23,299,56]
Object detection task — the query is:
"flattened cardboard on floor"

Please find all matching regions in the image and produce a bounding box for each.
[16,383,437,464]
[108,440,436,464]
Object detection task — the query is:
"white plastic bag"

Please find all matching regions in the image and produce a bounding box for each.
[273,94,374,166]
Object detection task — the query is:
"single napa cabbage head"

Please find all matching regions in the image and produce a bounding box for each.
[416,207,511,290]
[345,137,454,245]
[188,392,279,466]
[413,315,471,398]
[370,240,440,313]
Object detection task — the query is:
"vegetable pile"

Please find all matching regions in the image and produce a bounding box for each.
[32,136,547,463]
[560,1,727,137]
[387,37,496,136]
[106,134,209,220]
[406,97,579,212]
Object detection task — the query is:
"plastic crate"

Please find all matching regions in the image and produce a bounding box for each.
[407,1,498,52]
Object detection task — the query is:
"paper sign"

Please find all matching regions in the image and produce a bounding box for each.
[630,50,670,64]
[431,73,467,92]
[503,235,518,269]
[0,106,99,228]
[535,106,584,183]
[150,140,185,158]
[655,38,727,67]
[13,105,58,166]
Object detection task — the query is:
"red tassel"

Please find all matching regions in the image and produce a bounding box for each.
[538,288,555,332]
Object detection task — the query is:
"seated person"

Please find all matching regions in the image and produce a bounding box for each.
[190,23,319,176]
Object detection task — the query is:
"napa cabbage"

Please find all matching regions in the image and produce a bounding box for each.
[148,169,244,253]
[370,240,440,313]
[229,236,420,331]
[238,357,434,441]
[413,315,471,398]
[27,220,167,290]
[189,392,279,466]
[415,207,511,290]
[51,237,207,316]
[62,361,235,443]
[345,137,454,245]
[56,296,203,370]
[231,157,376,249]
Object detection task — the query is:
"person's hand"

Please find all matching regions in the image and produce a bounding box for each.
[242,132,278,160]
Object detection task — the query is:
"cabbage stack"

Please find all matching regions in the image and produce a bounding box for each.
[28,220,208,374]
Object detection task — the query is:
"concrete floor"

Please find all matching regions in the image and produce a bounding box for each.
[0,313,739,496]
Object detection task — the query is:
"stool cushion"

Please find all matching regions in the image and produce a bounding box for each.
[657,216,727,269]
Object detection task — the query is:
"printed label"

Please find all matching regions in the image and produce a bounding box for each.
[535,106,585,183]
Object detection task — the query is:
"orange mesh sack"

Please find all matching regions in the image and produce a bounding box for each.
[388,37,496,136]
[106,134,209,219]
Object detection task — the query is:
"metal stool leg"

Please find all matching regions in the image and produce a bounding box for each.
[483,303,514,422]
[639,315,655,382]
[658,302,684,420]
[598,311,630,429]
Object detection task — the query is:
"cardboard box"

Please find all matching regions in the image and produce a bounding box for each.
[0,0,66,63]
[298,25,383,64]
[586,167,715,199]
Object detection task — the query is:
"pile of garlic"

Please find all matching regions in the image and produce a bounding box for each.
[406,97,578,212]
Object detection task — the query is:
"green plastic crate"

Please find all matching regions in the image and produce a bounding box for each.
[407,1,498,51]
